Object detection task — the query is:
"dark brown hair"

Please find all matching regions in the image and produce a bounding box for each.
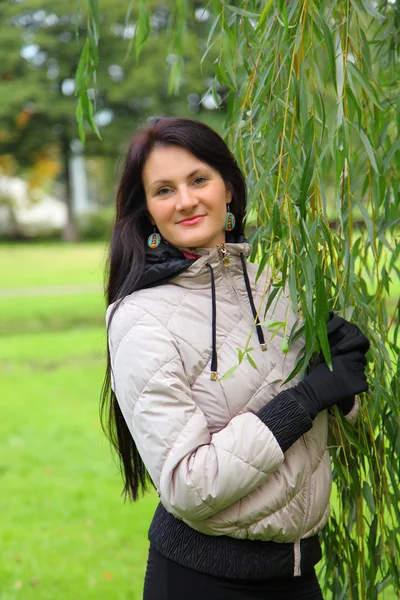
[101,116,247,500]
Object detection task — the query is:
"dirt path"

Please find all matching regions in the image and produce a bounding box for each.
[0,283,103,298]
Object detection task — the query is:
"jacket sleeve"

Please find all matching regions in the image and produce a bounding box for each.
[107,303,285,522]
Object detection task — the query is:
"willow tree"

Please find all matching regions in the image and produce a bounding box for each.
[78,1,399,597]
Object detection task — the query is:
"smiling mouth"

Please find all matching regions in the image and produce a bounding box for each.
[178,215,206,225]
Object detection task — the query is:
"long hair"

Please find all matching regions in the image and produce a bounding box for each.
[101,116,247,501]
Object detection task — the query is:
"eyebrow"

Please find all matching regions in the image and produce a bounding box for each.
[150,168,206,189]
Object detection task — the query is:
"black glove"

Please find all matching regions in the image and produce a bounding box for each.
[290,335,369,419]
[326,315,369,414]
[256,317,370,453]
[327,314,369,357]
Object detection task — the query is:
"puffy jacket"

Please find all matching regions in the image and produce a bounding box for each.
[106,239,350,578]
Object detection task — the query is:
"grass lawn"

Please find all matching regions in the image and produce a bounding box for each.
[3,242,107,288]
[0,327,158,600]
[1,243,158,599]
[0,242,398,599]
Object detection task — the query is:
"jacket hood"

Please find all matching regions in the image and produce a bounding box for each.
[138,231,249,291]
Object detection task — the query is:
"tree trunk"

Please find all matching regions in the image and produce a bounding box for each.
[61,132,78,242]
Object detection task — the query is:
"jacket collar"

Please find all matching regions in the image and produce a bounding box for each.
[138,233,252,291]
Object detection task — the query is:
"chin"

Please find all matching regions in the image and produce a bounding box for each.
[178,235,215,248]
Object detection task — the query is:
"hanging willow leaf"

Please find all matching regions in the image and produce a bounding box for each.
[347,62,381,109]
[135,0,151,61]
[225,5,261,18]
[312,13,337,92]
[89,0,100,43]
[74,0,100,142]
[298,148,314,220]
[359,129,379,174]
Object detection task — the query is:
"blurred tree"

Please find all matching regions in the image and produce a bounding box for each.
[0,0,219,239]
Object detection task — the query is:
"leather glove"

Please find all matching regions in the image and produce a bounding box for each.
[290,335,370,420]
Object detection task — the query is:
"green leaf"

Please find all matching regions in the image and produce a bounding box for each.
[288,265,298,318]
[201,14,220,64]
[256,0,274,31]
[359,129,379,174]
[75,38,90,95]
[313,14,337,92]
[359,28,372,74]
[317,318,332,369]
[225,5,261,18]
[263,287,280,319]
[219,364,238,380]
[135,1,151,61]
[362,481,376,514]
[297,149,314,220]
[357,0,386,22]
[281,336,289,353]
[357,201,377,260]
[80,91,101,139]
[347,62,381,109]
[89,0,100,43]
[246,353,259,370]
[346,85,362,128]
[75,96,85,144]
[283,355,306,384]
[383,138,400,171]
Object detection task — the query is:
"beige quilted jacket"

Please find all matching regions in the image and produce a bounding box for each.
[107,241,346,568]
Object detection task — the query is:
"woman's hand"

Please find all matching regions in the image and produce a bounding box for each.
[290,318,370,420]
[327,314,370,357]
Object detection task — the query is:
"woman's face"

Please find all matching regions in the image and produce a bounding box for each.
[142,145,232,249]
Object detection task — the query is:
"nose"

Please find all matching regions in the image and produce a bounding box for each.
[175,185,199,211]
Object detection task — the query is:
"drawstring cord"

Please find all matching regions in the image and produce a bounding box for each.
[239,252,267,351]
[206,263,218,381]
[206,252,267,381]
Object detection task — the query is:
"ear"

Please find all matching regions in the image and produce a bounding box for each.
[226,188,233,204]
[146,211,155,226]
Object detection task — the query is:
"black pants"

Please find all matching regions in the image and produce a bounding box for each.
[143,546,324,600]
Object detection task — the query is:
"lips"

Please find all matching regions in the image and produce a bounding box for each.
[178,215,205,226]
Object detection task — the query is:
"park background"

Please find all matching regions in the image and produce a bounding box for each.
[0,1,399,599]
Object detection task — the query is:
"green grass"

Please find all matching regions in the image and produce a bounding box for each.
[0,243,159,599]
[0,293,105,335]
[2,242,107,288]
[0,327,158,600]
[0,242,398,599]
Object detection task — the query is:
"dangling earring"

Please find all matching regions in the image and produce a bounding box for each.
[147,226,161,248]
[225,204,236,232]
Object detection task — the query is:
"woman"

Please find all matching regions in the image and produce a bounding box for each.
[102,117,369,599]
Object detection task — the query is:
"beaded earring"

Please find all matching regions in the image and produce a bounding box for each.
[147,226,161,248]
[225,204,236,232]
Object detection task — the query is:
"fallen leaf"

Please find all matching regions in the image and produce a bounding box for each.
[103,572,112,581]
[30,579,40,587]
[14,581,23,589]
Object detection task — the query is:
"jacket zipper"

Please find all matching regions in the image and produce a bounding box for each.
[218,243,231,267]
